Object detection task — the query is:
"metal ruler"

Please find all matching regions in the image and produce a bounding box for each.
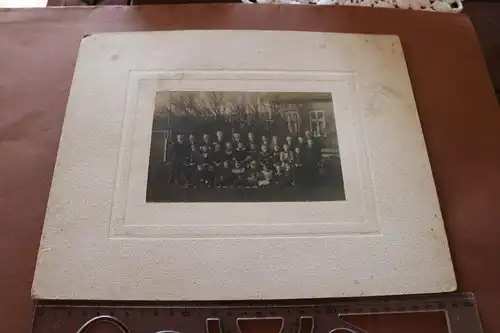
[32,292,482,333]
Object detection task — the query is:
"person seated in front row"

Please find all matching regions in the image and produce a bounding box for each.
[215,160,233,188]
[258,164,273,187]
[274,164,286,186]
[246,160,260,187]
[200,145,212,170]
[232,160,247,187]
[190,164,206,188]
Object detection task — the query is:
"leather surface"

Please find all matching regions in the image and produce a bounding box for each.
[0,4,499,333]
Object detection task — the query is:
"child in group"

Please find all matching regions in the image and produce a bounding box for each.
[259,144,273,169]
[271,135,279,148]
[258,164,273,187]
[274,164,285,187]
[246,160,260,187]
[280,143,294,166]
[244,143,258,166]
[232,160,247,187]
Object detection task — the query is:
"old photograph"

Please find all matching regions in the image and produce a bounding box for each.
[147,91,345,202]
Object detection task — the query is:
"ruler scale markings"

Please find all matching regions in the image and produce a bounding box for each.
[31,293,482,333]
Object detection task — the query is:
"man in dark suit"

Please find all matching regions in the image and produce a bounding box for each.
[304,138,321,185]
[170,134,188,185]
[185,145,201,186]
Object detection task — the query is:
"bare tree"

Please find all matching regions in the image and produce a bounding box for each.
[203,92,226,115]
[170,92,202,116]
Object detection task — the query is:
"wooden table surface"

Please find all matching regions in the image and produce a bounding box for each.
[0,4,500,333]
[46,0,500,104]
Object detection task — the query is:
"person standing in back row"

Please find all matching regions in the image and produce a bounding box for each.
[214,130,225,150]
[201,133,212,151]
[170,134,188,185]
[233,132,242,148]
[247,132,255,149]
[285,136,294,151]
[188,133,196,151]
[261,135,270,151]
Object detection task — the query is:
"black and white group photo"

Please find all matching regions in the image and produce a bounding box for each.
[146,91,345,202]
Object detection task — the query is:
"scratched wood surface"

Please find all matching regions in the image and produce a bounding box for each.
[46,0,500,103]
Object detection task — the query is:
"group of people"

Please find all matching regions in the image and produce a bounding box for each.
[167,130,322,188]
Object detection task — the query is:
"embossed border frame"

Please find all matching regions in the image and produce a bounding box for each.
[110,71,379,239]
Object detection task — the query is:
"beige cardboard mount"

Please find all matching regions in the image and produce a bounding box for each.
[32,30,456,301]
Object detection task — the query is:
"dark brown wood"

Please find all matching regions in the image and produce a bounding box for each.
[463,2,500,94]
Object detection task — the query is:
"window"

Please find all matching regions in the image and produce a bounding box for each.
[309,110,326,137]
[285,111,299,134]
